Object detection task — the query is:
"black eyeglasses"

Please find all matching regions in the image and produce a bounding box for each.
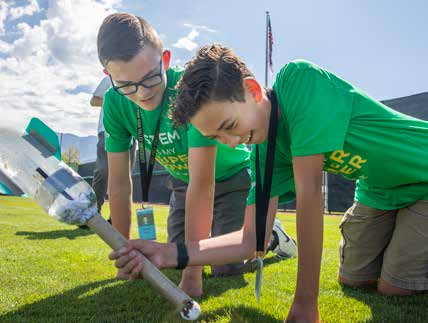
[109,59,164,96]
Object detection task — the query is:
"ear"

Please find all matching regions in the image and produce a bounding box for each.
[103,69,110,76]
[243,78,263,103]
[162,50,171,70]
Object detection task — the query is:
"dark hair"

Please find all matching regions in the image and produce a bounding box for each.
[97,13,163,67]
[173,43,254,127]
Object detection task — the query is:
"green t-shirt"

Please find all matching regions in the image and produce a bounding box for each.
[103,66,249,183]
[247,60,428,210]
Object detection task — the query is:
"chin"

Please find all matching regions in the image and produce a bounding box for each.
[137,98,161,111]
[254,133,268,144]
[138,102,157,111]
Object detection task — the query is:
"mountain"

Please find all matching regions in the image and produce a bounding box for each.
[58,133,97,164]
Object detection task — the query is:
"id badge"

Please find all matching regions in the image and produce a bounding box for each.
[136,206,156,240]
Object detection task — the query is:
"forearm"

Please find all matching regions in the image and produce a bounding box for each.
[294,189,323,304]
[182,182,215,276]
[108,180,133,239]
[185,182,214,241]
[178,204,256,266]
[185,227,255,266]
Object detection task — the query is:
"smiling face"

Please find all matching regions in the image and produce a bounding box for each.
[105,46,170,111]
[190,86,272,148]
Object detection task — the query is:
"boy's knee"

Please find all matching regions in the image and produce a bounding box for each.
[377,278,417,296]
[338,275,377,287]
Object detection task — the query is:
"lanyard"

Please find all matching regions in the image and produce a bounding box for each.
[255,89,279,254]
[136,106,163,203]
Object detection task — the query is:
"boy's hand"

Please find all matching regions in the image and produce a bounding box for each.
[109,240,178,279]
[179,278,203,297]
[116,266,141,280]
[179,267,203,297]
[285,301,320,323]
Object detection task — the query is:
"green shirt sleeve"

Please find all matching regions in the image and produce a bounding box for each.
[275,61,354,157]
[103,90,134,153]
[187,124,217,148]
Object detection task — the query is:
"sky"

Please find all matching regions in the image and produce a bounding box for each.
[0,0,427,137]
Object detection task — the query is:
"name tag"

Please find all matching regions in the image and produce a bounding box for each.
[136,206,156,240]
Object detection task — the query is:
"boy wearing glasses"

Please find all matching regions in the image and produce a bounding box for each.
[97,14,295,296]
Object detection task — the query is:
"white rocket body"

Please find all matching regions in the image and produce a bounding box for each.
[0,127,97,225]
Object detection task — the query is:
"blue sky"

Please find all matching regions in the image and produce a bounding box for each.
[0,0,427,136]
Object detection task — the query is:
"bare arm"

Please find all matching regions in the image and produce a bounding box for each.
[110,193,280,275]
[181,147,216,283]
[185,195,278,265]
[90,96,103,108]
[107,151,133,239]
[185,147,216,243]
[287,154,324,322]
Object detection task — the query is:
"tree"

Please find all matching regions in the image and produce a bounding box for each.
[61,145,80,165]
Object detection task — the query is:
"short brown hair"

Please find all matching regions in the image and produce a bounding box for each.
[97,13,163,67]
[173,43,254,127]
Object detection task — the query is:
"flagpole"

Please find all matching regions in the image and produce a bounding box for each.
[265,11,269,88]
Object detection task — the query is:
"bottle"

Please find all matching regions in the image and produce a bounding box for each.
[0,126,97,225]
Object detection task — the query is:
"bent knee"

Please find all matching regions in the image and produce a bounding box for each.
[377,278,418,296]
[338,275,377,287]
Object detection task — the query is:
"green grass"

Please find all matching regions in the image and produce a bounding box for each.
[0,196,426,323]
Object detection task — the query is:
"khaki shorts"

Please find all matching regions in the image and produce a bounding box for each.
[339,201,428,290]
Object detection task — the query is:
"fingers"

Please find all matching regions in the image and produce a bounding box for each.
[108,247,128,260]
[130,262,144,280]
[128,239,153,251]
[114,249,137,268]
[109,246,141,271]
[108,239,164,281]
[118,251,143,274]
[116,269,129,280]
[109,240,153,260]
[114,251,144,280]
[110,239,158,260]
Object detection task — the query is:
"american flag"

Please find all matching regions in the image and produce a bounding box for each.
[267,14,273,72]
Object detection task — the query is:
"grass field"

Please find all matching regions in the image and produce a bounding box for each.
[0,196,427,323]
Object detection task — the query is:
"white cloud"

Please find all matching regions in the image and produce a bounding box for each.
[9,0,40,20]
[173,29,199,51]
[173,37,197,51]
[0,39,12,53]
[0,2,8,34]
[183,23,216,33]
[0,0,122,136]
[173,23,216,52]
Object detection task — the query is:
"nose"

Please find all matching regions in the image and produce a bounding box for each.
[135,84,151,99]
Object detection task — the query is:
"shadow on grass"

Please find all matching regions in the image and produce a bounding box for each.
[16,227,95,240]
[1,279,180,323]
[0,278,281,323]
[199,254,291,300]
[264,254,291,266]
[201,305,282,323]
[341,285,428,323]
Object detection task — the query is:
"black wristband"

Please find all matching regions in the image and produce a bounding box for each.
[175,241,189,270]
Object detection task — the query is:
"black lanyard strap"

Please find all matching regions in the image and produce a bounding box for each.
[255,89,279,253]
[136,107,163,203]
